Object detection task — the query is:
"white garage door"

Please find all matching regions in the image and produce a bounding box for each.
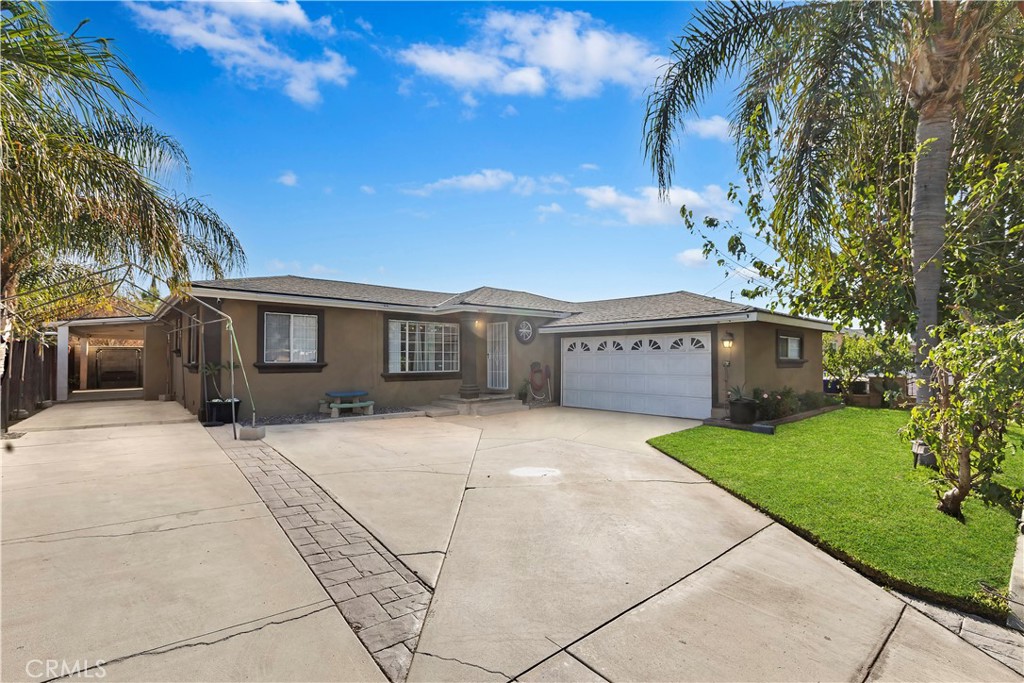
[561,332,712,419]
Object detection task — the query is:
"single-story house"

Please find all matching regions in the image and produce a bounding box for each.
[140,275,831,421]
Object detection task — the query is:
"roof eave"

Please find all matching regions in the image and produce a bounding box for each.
[190,286,574,318]
[538,310,834,333]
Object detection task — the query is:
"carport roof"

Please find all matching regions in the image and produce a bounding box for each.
[57,315,155,339]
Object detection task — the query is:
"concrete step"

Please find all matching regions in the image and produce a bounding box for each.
[426,406,460,418]
[411,404,463,418]
[475,400,529,416]
[432,399,466,410]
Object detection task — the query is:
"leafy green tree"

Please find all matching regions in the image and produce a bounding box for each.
[823,334,878,403]
[0,1,244,373]
[644,1,1024,406]
[906,319,1024,517]
[822,332,912,404]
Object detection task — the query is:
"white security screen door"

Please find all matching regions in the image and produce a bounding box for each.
[561,332,712,419]
[487,322,509,390]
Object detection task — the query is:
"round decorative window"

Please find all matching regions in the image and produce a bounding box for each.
[515,319,535,344]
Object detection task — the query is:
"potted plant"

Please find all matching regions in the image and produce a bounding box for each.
[728,385,758,424]
[517,379,530,404]
[201,361,241,424]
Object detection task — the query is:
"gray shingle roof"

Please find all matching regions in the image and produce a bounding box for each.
[193,275,454,307]
[442,287,578,314]
[545,290,753,328]
[191,275,796,327]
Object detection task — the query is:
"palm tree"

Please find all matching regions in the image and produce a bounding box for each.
[0,1,245,373]
[644,1,1022,414]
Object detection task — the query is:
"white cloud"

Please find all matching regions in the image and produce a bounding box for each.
[277,170,298,186]
[360,185,376,195]
[308,263,339,276]
[675,248,707,268]
[267,258,300,272]
[408,169,515,196]
[267,258,338,276]
[128,1,354,106]
[730,264,762,281]
[575,184,734,226]
[536,202,564,222]
[354,17,373,34]
[461,92,479,108]
[579,163,600,171]
[685,115,732,142]
[398,9,662,100]
[500,104,519,117]
[407,169,567,197]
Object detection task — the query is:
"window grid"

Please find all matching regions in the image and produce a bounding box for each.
[264,312,318,363]
[388,321,459,373]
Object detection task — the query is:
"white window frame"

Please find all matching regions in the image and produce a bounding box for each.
[778,334,803,360]
[263,312,319,364]
[388,320,460,374]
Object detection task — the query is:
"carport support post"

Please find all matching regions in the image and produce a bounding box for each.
[79,337,89,391]
[458,313,480,399]
[56,326,69,401]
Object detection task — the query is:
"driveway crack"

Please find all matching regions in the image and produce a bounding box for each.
[42,603,335,682]
[417,652,510,679]
[5,515,268,545]
[397,550,446,557]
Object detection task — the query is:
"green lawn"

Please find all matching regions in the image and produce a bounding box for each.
[648,408,1023,618]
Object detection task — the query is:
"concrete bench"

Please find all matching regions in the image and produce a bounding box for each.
[319,399,374,418]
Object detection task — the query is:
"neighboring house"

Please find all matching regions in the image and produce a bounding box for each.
[136,275,830,421]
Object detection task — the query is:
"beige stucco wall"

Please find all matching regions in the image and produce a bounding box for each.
[739,321,823,397]
[554,320,823,409]
[169,296,823,417]
[217,300,461,416]
[207,303,564,417]
[479,315,559,398]
[142,323,170,400]
[167,308,203,415]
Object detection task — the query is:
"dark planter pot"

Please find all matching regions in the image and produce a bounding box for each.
[205,398,241,424]
[729,399,758,425]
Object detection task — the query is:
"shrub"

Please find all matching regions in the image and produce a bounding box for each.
[906,319,1024,518]
[798,390,829,411]
[753,386,800,420]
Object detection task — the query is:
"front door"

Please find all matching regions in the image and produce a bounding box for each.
[486,322,509,391]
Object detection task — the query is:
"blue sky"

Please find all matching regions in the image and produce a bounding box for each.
[51,1,760,303]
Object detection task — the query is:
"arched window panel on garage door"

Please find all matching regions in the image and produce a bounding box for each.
[560,332,712,419]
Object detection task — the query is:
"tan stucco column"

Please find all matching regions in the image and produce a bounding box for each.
[459,313,480,399]
[79,337,89,391]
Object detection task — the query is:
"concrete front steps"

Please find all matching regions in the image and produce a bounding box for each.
[414,393,529,418]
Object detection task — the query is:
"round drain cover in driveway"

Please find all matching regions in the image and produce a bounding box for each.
[509,467,560,478]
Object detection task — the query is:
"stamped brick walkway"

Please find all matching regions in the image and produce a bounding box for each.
[219,439,431,682]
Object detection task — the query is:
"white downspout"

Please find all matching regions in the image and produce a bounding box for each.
[56,326,69,401]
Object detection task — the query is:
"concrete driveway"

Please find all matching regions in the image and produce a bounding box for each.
[1,401,382,682]
[266,408,1018,682]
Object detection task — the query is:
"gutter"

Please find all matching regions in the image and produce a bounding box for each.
[189,286,575,319]
[538,311,834,334]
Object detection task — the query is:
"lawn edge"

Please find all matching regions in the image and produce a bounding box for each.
[646,434,1011,622]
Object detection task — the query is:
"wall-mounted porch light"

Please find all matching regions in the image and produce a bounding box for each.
[722,332,735,349]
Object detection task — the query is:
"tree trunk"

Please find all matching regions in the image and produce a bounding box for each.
[910,106,953,408]
[937,447,972,517]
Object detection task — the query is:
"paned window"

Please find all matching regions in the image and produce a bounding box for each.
[264,312,318,363]
[388,320,459,373]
